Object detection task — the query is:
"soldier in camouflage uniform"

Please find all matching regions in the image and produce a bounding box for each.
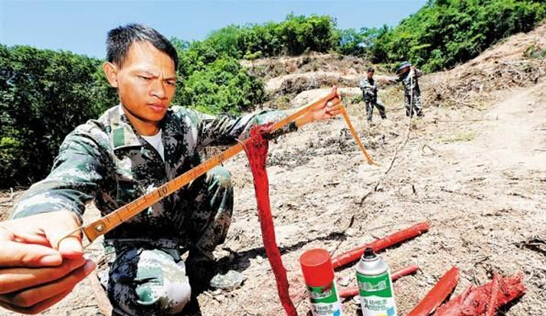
[359,67,387,122]
[395,61,424,117]
[9,24,341,315]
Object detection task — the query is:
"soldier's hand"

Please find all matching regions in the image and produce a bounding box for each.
[295,87,343,127]
[0,212,95,314]
[2,211,84,258]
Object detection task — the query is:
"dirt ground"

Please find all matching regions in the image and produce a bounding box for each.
[1,26,546,316]
[1,80,545,315]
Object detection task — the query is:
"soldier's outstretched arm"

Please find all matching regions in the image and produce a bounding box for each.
[179,89,341,148]
[1,124,108,313]
[389,76,401,83]
[179,107,299,148]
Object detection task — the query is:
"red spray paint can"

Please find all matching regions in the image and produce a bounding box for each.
[300,249,343,316]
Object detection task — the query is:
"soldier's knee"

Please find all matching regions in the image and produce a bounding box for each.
[135,279,191,315]
[120,249,193,315]
[210,166,232,191]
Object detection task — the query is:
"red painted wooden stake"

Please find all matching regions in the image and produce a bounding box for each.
[331,222,430,269]
[433,273,525,316]
[405,266,459,316]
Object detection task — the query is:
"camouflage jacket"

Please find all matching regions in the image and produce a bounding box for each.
[11,105,297,242]
[397,68,422,93]
[359,77,378,101]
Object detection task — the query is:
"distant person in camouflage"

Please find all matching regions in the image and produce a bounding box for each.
[359,67,387,122]
[8,24,342,316]
[395,61,424,117]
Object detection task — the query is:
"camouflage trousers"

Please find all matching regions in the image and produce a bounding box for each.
[365,97,387,121]
[404,89,424,117]
[99,166,233,316]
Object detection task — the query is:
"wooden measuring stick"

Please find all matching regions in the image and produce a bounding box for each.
[340,106,380,166]
[59,88,375,246]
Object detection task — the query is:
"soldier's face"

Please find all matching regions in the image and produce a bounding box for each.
[110,42,177,123]
[367,71,374,79]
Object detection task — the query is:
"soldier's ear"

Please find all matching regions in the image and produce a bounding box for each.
[103,62,119,88]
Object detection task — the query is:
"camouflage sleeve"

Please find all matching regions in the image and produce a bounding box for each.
[359,79,375,99]
[359,78,371,91]
[11,124,108,220]
[358,78,367,90]
[184,109,298,147]
[414,68,423,78]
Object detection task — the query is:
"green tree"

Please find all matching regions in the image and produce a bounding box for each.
[0,45,117,187]
[368,0,546,72]
[173,55,265,114]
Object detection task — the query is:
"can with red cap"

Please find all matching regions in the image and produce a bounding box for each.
[300,249,343,316]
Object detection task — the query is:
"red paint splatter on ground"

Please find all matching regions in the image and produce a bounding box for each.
[243,125,298,316]
[433,274,525,316]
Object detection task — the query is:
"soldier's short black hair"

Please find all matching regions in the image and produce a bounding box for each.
[367,67,375,73]
[106,23,178,69]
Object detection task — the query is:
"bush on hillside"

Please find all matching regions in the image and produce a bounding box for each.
[173,55,265,114]
[195,14,339,59]
[370,0,546,72]
[0,45,117,187]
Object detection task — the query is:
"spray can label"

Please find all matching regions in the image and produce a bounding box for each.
[356,270,397,316]
[307,282,343,316]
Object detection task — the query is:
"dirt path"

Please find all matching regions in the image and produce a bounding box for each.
[1,82,545,316]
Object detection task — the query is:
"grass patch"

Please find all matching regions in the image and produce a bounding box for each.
[439,131,477,143]
[379,85,404,106]
[524,44,546,59]
[273,95,292,110]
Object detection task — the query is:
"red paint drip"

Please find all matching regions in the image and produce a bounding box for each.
[242,125,298,316]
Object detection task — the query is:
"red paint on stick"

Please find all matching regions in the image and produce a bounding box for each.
[434,273,525,316]
[405,266,459,316]
[391,265,420,281]
[339,265,419,298]
[486,272,499,316]
[331,222,430,270]
[243,125,297,316]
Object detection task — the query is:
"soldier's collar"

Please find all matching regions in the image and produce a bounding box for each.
[107,105,142,150]
[109,105,179,150]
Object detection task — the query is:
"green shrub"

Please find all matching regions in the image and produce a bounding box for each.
[0,45,117,187]
[369,0,546,72]
[180,14,339,61]
[173,55,265,114]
